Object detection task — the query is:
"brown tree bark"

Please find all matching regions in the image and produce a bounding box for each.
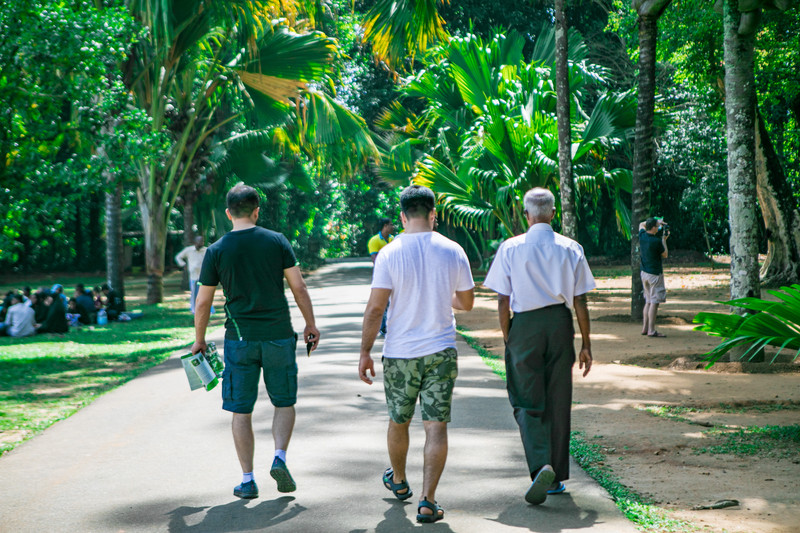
[105,181,125,298]
[630,0,672,320]
[755,109,800,286]
[555,0,576,241]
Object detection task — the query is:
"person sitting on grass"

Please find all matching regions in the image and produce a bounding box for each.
[66,298,84,327]
[74,285,95,324]
[0,293,36,337]
[37,293,69,334]
[93,286,104,310]
[101,284,125,321]
[32,290,49,324]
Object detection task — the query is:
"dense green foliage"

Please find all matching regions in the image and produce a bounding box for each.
[1,0,798,276]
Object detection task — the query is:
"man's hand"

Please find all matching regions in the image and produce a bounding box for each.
[304,324,320,352]
[359,353,375,384]
[191,339,207,356]
[579,346,592,377]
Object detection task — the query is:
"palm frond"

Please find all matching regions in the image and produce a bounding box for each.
[693,285,800,367]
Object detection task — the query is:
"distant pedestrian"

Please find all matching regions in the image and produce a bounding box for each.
[367,217,395,336]
[192,183,320,500]
[638,218,669,337]
[175,236,213,314]
[359,185,474,524]
[484,187,595,505]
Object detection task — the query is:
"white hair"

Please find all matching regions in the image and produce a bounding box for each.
[523,188,555,219]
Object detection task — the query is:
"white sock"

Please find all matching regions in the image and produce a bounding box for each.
[242,472,254,483]
[274,449,287,463]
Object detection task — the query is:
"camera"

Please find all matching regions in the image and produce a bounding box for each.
[659,221,670,236]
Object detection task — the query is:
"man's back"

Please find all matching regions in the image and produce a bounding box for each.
[7,303,35,337]
[372,232,473,358]
[200,226,297,341]
[639,229,664,275]
[486,224,595,313]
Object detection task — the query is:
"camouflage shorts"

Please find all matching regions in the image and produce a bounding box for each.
[382,348,458,423]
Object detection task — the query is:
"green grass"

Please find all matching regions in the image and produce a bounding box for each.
[697,425,800,458]
[456,325,506,380]
[570,432,694,533]
[0,276,225,456]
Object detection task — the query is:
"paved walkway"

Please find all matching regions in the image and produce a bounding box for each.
[0,261,635,532]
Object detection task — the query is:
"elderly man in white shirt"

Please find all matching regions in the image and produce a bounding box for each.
[175,236,213,314]
[484,187,595,506]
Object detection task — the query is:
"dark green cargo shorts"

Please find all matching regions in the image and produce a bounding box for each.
[382,347,458,423]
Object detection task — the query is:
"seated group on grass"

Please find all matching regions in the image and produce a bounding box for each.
[0,283,127,338]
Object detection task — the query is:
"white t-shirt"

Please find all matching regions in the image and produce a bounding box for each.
[484,223,595,313]
[372,231,474,359]
[5,302,36,337]
[175,246,207,279]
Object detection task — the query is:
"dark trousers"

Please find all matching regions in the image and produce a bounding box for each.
[505,304,574,482]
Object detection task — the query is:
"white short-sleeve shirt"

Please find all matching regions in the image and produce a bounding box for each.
[372,231,475,359]
[484,223,595,312]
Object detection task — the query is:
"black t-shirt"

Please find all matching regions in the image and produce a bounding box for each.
[639,229,665,275]
[199,226,298,341]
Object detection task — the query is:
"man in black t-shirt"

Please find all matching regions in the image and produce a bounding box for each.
[192,183,320,500]
[638,218,669,337]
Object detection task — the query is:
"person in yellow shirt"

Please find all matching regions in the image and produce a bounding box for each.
[368,218,395,263]
[368,217,395,335]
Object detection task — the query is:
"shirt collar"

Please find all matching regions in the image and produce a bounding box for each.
[527,223,554,233]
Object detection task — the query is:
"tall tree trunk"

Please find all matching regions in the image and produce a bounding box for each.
[139,188,166,304]
[755,109,800,286]
[723,0,761,359]
[105,181,125,297]
[630,14,658,320]
[180,190,195,291]
[555,0,576,241]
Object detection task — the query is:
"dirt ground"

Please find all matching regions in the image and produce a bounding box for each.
[455,263,800,533]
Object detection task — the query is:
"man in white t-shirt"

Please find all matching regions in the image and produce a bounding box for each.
[2,294,36,337]
[359,185,474,524]
[175,236,213,314]
[484,187,595,506]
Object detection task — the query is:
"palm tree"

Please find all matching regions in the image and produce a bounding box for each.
[377,29,635,237]
[124,0,342,302]
[629,0,673,320]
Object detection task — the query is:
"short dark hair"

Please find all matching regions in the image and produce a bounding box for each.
[400,185,435,219]
[101,283,110,292]
[645,217,658,231]
[10,293,22,304]
[226,183,260,218]
[378,217,392,230]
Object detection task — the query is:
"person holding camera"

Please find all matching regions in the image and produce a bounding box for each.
[639,217,669,337]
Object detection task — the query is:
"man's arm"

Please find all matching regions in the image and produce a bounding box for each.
[359,288,390,384]
[452,289,474,311]
[638,221,647,231]
[175,248,187,268]
[660,221,669,258]
[284,266,320,351]
[573,292,592,377]
[191,284,216,354]
[498,294,511,342]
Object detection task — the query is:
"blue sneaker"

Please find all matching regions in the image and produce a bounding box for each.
[270,457,297,493]
[234,480,259,499]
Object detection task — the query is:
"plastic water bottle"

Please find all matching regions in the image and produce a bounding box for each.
[97,309,108,325]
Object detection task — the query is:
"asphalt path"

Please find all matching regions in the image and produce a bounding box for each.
[0,261,635,532]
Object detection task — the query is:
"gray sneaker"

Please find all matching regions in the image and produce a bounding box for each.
[270,457,297,493]
[234,480,259,499]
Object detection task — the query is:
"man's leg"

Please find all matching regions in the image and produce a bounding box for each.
[272,406,295,451]
[419,420,447,515]
[642,302,651,335]
[232,413,255,473]
[387,419,412,494]
[647,303,659,335]
[189,279,198,314]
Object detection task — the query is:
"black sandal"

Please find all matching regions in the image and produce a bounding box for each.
[382,467,413,500]
[416,497,444,523]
